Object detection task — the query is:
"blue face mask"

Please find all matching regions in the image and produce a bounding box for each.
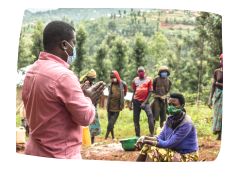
[64,40,76,64]
[67,47,76,64]
[161,72,167,78]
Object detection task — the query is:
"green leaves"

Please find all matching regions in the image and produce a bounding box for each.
[30,20,44,61]
[109,36,128,80]
[73,25,88,77]
[94,42,109,84]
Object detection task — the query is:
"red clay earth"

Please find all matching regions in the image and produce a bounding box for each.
[16,137,222,170]
[160,23,195,30]
[81,137,222,162]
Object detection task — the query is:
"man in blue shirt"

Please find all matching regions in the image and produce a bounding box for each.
[134,93,199,162]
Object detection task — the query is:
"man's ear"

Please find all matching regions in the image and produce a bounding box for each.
[182,104,185,110]
[60,41,67,50]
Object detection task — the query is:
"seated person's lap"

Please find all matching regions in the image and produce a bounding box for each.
[140,144,198,168]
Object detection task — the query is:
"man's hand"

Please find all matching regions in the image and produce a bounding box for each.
[129,102,133,110]
[140,102,146,109]
[82,81,106,105]
[208,100,212,109]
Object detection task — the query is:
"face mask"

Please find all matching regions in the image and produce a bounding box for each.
[220,63,229,67]
[112,78,117,83]
[161,72,167,78]
[64,40,76,64]
[167,105,183,115]
[138,72,145,77]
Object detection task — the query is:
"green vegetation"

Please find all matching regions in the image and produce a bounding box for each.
[18,9,222,106]
[95,104,214,139]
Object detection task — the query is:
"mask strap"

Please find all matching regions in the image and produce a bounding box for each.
[64,40,74,49]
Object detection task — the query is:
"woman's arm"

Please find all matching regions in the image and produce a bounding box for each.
[144,136,158,141]
[142,139,158,146]
[208,79,216,109]
[216,78,234,89]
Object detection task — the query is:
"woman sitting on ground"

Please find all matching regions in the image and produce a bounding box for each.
[135,93,199,162]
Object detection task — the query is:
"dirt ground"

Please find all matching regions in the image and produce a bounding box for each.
[160,23,195,30]
[80,137,221,162]
[16,137,222,170]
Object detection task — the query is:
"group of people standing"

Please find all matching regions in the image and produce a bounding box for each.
[76,53,236,143]
[21,21,222,161]
[80,65,172,144]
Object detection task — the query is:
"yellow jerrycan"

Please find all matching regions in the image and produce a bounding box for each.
[82,126,91,147]
[16,127,26,144]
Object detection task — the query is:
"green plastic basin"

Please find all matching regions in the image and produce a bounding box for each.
[119,137,139,151]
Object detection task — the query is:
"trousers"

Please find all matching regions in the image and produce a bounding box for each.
[107,111,119,131]
[133,99,154,137]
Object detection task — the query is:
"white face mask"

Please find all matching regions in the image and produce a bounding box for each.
[64,40,76,64]
[112,78,117,83]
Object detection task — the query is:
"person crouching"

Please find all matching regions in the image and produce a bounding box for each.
[135,93,199,162]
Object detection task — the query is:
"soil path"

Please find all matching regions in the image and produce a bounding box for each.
[80,137,221,161]
[16,137,222,170]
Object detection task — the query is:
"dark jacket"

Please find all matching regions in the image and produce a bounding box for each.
[106,80,127,111]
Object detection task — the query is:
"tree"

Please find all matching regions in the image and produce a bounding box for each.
[94,42,109,83]
[178,26,183,34]
[195,12,208,106]
[184,12,209,105]
[124,10,126,15]
[106,32,117,48]
[138,10,141,16]
[0,26,16,73]
[73,25,88,78]
[18,28,35,71]
[108,20,117,31]
[30,20,44,61]
[165,17,169,26]
[114,13,116,19]
[119,10,122,17]
[149,31,169,75]
[62,16,66,22]
[131,8,133,13]
[132,32,148,68]
[70,19,75,27]
[110,36,128,79]
[131,18,134,24]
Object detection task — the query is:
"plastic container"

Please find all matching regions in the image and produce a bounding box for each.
[16,127,26,144]
[119,137,139,151]
[82,126,91,147]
